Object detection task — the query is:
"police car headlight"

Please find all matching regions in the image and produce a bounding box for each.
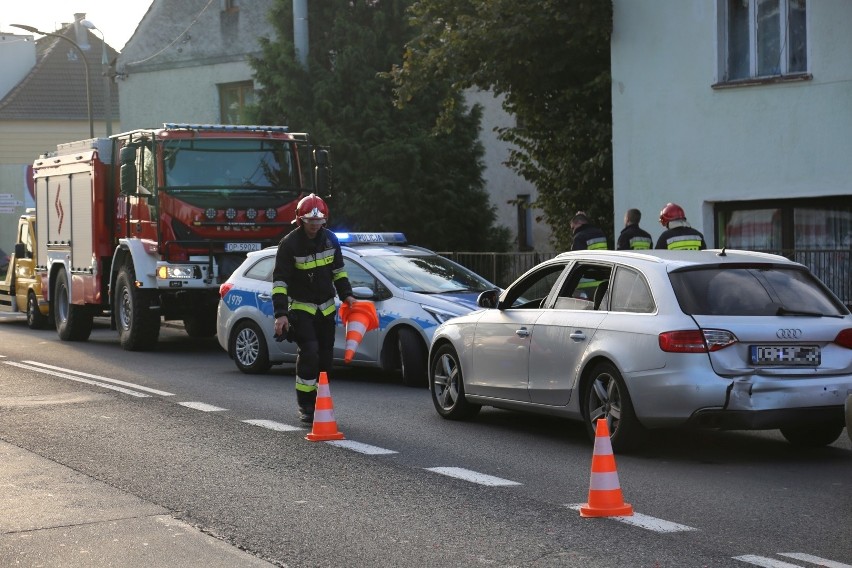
[157,265,199,279]
[422,306,459,324]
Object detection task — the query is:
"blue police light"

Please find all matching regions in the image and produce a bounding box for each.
[335,232,407,244]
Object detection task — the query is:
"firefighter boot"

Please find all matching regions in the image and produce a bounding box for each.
[296,388,317,424]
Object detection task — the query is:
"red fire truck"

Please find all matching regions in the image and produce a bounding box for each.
[32,123,329,350]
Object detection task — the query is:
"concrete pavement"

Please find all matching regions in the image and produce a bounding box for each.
[0,440,275,567]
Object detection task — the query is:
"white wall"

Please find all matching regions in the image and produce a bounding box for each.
[611,0,852,246]
[0,33,36,100]
[117,61,255,130]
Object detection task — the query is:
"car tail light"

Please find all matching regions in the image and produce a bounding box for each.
[219,282,233,299]
[659,329,737,353]
[834,329,852,349]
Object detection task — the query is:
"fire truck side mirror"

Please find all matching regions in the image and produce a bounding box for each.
[119,144,138,196]
[313,148,330,196]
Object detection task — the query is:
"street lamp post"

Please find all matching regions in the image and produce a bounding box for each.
[81,20,112,137]
[11,23,94,139]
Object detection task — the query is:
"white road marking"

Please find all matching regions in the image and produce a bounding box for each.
[22,361,175,396]
[566,505,697,533]
[243,419,303,432]
[178,402,227,412]
[5,361,150,398]
[327,440,398,455]
[779,553,852,568]
[425,467,521,486]
[733,555,804,567]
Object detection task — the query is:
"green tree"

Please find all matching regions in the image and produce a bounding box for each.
[250,0,511,252]
[389,0,613,249]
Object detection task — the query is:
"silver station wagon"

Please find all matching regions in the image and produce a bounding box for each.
[428,249,852,451]
[217,232,497,386]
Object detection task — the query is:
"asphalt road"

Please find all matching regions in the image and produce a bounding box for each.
[1,316,850,567]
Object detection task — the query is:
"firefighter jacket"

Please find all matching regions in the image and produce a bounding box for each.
[616,224,653,250]
[655,224,707,250]
[272,226,353,319]
[571,223,609,251]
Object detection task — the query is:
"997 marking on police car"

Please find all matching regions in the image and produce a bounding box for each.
[225,242,261,252]
[750,345,820,366]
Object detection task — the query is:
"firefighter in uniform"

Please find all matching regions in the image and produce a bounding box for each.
[272,194,354,423]
[655,202,707,250]
[570,211,609,251]
[616,208,653,250]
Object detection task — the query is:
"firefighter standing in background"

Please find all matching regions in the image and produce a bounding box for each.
[272,194,354,423]
[616,208,653,250]
[655,202,707,250]
[570,211,609,251]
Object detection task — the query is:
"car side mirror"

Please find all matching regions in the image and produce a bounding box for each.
[477,289,500,309]
[351,286,375,300]
[119,144,138,196]
[14,242,26,259]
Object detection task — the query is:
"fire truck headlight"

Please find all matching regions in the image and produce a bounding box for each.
[157,265,199,279]
[225,208,237,220]
[205,208,217,220]
[246,208,257,220]
[265,208,277,220]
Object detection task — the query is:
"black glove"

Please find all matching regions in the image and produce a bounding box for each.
[275,311,297,342]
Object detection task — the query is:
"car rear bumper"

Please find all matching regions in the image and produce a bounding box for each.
[685,405,845,430]
[626,366,852,429]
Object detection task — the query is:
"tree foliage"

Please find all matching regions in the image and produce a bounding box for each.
[249,0,511,252]
[389,0,614,249]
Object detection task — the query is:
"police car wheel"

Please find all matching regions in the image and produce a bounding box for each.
[230,320,272,374]
[398,327,427,388]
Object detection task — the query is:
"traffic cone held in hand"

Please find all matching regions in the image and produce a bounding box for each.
[339,301,379,363]
[306,372,345,442]
[579,419,633,517]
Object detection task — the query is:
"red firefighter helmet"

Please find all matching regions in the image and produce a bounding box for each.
[659,202,686,227]
[294,193,329,225]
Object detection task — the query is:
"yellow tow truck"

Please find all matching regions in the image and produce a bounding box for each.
[0,209,50,328]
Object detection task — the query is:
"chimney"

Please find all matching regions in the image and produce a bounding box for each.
[73,13,91,49]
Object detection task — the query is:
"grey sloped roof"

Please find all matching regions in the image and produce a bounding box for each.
[0,25,120,120]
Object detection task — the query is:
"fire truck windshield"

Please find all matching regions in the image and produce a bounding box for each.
[162,139,298,191]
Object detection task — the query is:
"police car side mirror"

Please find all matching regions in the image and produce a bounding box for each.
[352,286,375,300]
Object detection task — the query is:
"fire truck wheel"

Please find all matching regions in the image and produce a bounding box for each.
[53,270,93,341]
[115,265,161,351]
[27,291,49,330]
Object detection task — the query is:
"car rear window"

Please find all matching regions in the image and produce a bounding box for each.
[670,266,847,316]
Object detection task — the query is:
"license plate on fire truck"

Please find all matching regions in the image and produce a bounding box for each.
[225,242,262,253]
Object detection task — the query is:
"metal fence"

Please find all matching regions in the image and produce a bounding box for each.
[439,249,851,306]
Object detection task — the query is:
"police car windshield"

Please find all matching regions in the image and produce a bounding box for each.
[367,255,493,294]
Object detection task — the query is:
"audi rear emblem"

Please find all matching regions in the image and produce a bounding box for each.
[776,328,802,339]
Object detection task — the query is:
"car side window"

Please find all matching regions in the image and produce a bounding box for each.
[504,263,568,309]
[343,259,378,290]
[244,257,275,281]
[610,266,655,313]
[553,263,613,311]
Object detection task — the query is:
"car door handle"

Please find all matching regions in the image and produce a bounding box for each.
[569,330,586,341]
[258,293,271,301]
[515,327,530,338]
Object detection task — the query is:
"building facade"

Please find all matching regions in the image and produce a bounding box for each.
[611,0,851,303]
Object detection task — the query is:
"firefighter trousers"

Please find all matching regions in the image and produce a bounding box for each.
[291,309,336,412]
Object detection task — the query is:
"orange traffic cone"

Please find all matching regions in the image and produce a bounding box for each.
[579,419,634,517]
[339,301,379,363]
[305,372,345,442]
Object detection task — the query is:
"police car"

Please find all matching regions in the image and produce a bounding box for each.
[216,232,497,386]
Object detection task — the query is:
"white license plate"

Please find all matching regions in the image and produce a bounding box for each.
[225,242,261,253]
[750,345,820,366]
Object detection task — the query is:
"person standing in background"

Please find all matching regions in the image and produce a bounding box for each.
[655,202,707,250]
[616,208,653,250]
[570,211,609,251]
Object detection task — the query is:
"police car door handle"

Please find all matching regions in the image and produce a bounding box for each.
[516,327,530,338]
[258,293,271,301]
[569,330,586,341]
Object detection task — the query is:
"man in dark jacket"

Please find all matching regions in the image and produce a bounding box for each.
[616,208,653,250]
[655,202,707,250]
[272,194,354,423]
[570,211,609,251]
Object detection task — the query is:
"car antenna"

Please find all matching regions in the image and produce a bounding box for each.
[718,247,727,257]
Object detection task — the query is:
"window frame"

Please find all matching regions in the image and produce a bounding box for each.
[716,0,810,87]
[218,81,256,124]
